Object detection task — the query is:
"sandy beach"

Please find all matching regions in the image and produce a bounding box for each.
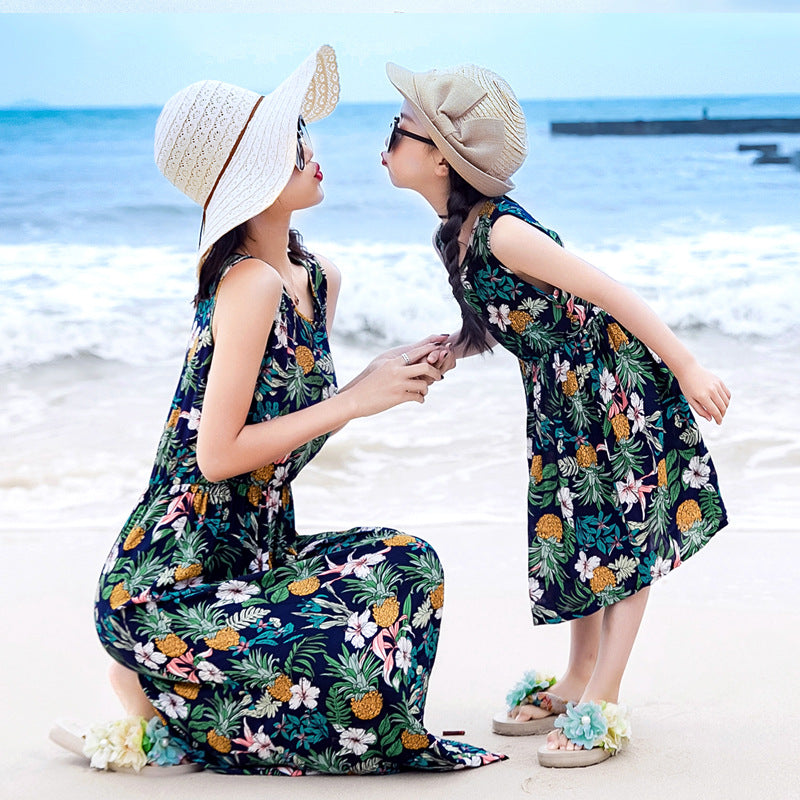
[2,333,799,800]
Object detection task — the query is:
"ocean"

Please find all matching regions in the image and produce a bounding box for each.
[1,95,799,537]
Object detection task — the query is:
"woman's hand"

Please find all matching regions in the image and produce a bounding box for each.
[342,347,444,417]
[369,334,450,374]
[675,361,731,424]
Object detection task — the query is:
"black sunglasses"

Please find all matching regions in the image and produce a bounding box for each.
[296,116,310,171]
[386,115,435,152]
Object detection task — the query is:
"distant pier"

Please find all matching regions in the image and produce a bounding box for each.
[550,117,800,136]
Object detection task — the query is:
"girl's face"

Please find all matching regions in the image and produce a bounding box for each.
[381,100,442,191]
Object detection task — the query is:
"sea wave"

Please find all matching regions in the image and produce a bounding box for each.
[1,226,798,370]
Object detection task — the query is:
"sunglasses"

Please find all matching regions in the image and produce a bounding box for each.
[296,116,310,171]
[386,116,435,152]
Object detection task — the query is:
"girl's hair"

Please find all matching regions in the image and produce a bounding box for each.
[195,223,312,306]
[438,167,492,355]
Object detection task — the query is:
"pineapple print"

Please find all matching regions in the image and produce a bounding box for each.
[267,674,293,702]
[109,582,131,609]
[204,626,239,650]
[155,633,188,658]
[174,682,200,700]
[251,463,275,483]
[562,370,578,396]
[401,730,430,749]
[590,566,617,594]
[167,407,180,428]
[202,695,248,755]
[576,444,597,468]
[351,690,383,720]
[192,490,208,516]
[295,345,315,374]
[122,526,145,551]
[207,729,232,753]
[530,455,543,484]
[173,529,207,583]
[247,485,262,506]
[429,582,444,611]
[174,563,203,581]
[349,563,399,627]
[373,597,400,628]
[285,557,323,596]
[607,322,629,351]
[509,310,532,334]
[676,499,702,532]
[535,514,563,541]
[657,458,668,487]
[382,534,415,547]
[611,413,630,441]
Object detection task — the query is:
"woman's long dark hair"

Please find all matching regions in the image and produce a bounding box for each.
[194,224,312,306]
[438,168,492,355]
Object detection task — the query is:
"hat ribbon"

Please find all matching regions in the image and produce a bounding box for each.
[198,94,265,247]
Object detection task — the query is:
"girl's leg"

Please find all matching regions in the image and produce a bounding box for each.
[514,609,603,721]
[108,659,158,718]
[545,587,649,750]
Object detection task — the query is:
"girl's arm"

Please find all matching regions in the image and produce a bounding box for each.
[489,215,731,424]
[196,258,443,482]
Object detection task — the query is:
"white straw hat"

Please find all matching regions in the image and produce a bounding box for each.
[386,62,527,197]
[155,45,339,260]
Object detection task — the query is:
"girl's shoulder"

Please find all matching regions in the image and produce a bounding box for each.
[481,196,564,248]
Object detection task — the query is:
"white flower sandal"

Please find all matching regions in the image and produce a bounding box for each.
[50,717,201,775]
[492,669,567,736]
[537,700,631,768]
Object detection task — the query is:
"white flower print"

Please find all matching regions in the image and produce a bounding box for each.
[196,660,225,683]
[248,727,279,759]
[616,470,644,513]
[487,303,511,331]
[154,692,188,720]
[650,556,672,581]
[533,381,542,409]
[599,368,617,404]
[248,549,270,572]
[133,641,167,670]
[528,578,544,604]
[395,637,413,674]
[575,551,601,582]
[216,580,259,603]
[265,489,281,518]
[273,464,290,484]
[339,727,376,756]
[527,437,533,460]
[274,316,289,348]
[322,384,337,400]
[340,551,386,579]
[557,486,574,523]
[552,353,570,383]
[344,609,378,649]
[179,407,201,431]
[682,456,710,489]
[289,677,320,710]
[174,575,203,591]
[627,393,646,434]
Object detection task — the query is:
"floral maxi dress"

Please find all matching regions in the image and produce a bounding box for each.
[94,254,504,774]
[443,198,727,625]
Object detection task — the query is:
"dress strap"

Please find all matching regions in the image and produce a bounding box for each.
[484,197,565,248]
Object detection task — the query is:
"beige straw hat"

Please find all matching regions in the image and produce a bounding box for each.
[155,45,339,260]
[386,62,527,197]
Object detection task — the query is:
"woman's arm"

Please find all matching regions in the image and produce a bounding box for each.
[196,259,443,482]
[489,215,730,424]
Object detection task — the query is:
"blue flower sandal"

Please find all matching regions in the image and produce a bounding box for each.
[50,717,201,775]
[537,701,631,768]
[492,670,567,736]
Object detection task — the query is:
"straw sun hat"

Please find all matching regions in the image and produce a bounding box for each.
[386,62,527,197]
[155,45,339,260]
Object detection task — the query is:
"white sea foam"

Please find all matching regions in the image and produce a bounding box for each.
[1,225,798,371]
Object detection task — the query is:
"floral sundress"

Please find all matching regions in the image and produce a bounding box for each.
[94,253,504,774]
[439,198,727,625]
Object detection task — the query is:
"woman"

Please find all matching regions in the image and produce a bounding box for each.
[49,46,503,776]
[381,61,729,768]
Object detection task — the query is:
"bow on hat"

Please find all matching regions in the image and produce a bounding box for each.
[412,70,505,167]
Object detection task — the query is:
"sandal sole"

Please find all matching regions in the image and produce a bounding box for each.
[492,710,555,736]
[537,743,612,768]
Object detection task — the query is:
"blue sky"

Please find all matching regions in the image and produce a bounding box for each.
[1,12,799,107]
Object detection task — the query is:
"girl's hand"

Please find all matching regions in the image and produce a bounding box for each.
[675,362,731,424]
[344,348,443,417]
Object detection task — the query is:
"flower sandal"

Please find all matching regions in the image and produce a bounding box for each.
[537,700,631,768]
[492,669,566,736]
[50,717,201,775]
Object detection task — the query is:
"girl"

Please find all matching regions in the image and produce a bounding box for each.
[382,61,729,768]
[49,47,504,776]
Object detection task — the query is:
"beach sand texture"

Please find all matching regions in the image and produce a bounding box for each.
[2,337,798,799]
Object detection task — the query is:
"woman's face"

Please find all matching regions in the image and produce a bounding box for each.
[381,100,441,191]
[274,134,325,213]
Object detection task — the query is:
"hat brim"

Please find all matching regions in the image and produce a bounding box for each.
[199,45,339,258]
[385,62,513,198]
